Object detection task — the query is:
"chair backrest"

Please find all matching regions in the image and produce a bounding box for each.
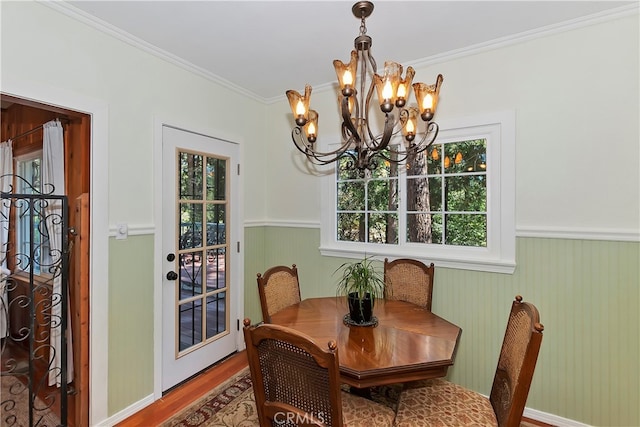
[383,258,435,310]
[257,264,301,323]
[242,318,344,427]
[490,295,544,427]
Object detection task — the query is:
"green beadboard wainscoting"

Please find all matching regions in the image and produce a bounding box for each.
[108,235,155,415]
[244,226,265,323]
[107,229,639,425]
[249,226,639,426]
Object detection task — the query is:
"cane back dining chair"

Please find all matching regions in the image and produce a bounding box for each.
[257,264,301,323]
[383,258,435,310]
[242,319,396,427]
[393,295,544,427]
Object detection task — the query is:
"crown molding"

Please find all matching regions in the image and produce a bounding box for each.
[403,3,640,72]
[42,1,638,106]
[42,1,268,104]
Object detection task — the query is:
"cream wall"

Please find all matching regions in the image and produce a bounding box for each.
[266,14,640,236]
[1,1,268,422]
[1,1,638,426]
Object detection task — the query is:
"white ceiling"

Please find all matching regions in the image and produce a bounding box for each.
[62,1,636,102]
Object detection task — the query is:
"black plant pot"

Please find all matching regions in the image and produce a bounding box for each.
[347,292,374,324]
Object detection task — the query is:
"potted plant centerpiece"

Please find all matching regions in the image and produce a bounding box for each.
[334,256,385,326]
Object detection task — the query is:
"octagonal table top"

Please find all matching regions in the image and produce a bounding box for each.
[269,296,462,388]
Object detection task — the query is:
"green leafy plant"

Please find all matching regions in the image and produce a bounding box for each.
[334,256,385,323]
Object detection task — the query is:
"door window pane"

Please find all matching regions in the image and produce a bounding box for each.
[206,157,226,201]
[179,152,203,199]
[206,292,226,340]
[206,248,225,291]
[179,299,202,351]
[179,251,203,298]
[179,203,203,250]
[206,204,225,246]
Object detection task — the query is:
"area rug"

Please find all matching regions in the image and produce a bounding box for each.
[1,375,61,427]
[162,368,546,427]
[162,367,401,427]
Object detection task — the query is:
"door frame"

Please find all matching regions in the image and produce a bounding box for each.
[1,78,110,424]
[153,117,245,399]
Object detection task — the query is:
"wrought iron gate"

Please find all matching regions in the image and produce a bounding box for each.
[1,176,69,427]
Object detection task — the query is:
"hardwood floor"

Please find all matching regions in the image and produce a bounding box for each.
[116,350,552,426]
[116,351,248,426]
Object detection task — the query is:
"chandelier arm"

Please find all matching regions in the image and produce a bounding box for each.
[355,44,375,144]
[362,47,379,146]
[407,122,440,155]
[364,152,383,171]
[362,75,381,148]
[378,121,440,162]
[362,108,395,153]
[376,149,410,165]
[365,43,377,75]
[291,128,355,166]
[376,112,396,151]
[340,96,360,144]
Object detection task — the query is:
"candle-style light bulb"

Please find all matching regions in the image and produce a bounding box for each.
[304,109,318,143]
[423,94,434,111]
[405,119,415,133]
[401,107,419,142]
[382,80,393,100]
[397,84,407,99]
[343,70,353,86]
[296,100,305,116]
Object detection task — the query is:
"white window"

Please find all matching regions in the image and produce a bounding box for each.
[320,111,515,274]
[15,151,52,277]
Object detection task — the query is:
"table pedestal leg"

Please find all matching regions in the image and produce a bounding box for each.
[349,386,371,399]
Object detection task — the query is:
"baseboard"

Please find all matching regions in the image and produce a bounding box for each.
[524,407,591,427]
[95,394,155,427]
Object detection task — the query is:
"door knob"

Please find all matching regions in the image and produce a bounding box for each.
[167,253,176,262]
[166,271,178,281]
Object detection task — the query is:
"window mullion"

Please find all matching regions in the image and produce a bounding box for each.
[398,167,407,244]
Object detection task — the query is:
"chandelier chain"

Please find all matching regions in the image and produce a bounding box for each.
[359,16,367,36]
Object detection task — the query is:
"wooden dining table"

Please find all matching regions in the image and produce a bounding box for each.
[269,296,462,389]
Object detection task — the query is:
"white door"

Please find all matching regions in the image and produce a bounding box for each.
[162,125,240,391]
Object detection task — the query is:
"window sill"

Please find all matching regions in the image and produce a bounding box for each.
[319,244,516,274]
[11,271,54,286]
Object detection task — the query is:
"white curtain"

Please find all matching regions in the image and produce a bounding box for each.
[43,120,74,386]
[0,140,13,339]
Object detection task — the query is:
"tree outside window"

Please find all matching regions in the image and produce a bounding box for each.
[336,139,487,248]
[322,111,515,274]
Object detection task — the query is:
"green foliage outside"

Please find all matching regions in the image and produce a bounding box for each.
[336,139,487,247]
[178,152,227,250]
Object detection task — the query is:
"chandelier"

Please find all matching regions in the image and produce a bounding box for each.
[286,1,444,174]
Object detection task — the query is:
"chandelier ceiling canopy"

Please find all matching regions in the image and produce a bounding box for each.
[286,1,444,175]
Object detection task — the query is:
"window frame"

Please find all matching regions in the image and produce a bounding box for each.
[320,111,516,274]
[12,150,54,279]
